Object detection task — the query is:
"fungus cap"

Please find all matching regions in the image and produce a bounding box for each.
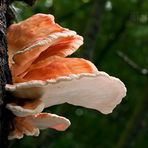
[7,14,83,77]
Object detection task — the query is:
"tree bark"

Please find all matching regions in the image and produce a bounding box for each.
[0,0,14,147]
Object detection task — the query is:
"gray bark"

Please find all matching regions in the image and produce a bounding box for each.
[0,0,14,147]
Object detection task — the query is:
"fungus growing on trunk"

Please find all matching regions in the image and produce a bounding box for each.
[6,13,127,139]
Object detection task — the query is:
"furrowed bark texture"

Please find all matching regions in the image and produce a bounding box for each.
[0,0,14,147]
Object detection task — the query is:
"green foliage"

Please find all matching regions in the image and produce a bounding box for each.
[10,0,148,148]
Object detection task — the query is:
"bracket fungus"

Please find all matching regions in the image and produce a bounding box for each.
[8,113,70,140]
[6,13,127,139]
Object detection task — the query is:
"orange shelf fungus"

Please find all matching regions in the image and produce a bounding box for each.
[6,13,127,139]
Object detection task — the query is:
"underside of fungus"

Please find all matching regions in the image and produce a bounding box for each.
[6,72,126,116]
[6,13,127,139]
[8,113,70,139]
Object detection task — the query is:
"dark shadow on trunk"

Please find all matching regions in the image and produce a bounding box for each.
[0,0,15,147]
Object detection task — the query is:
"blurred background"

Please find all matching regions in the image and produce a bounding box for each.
[9,0,148,148]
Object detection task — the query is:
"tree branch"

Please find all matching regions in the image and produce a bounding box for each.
[117,51,148,76]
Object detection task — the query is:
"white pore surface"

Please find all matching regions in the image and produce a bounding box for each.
[6,72,127,114]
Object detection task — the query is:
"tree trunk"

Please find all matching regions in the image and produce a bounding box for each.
[0,0,14,147]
